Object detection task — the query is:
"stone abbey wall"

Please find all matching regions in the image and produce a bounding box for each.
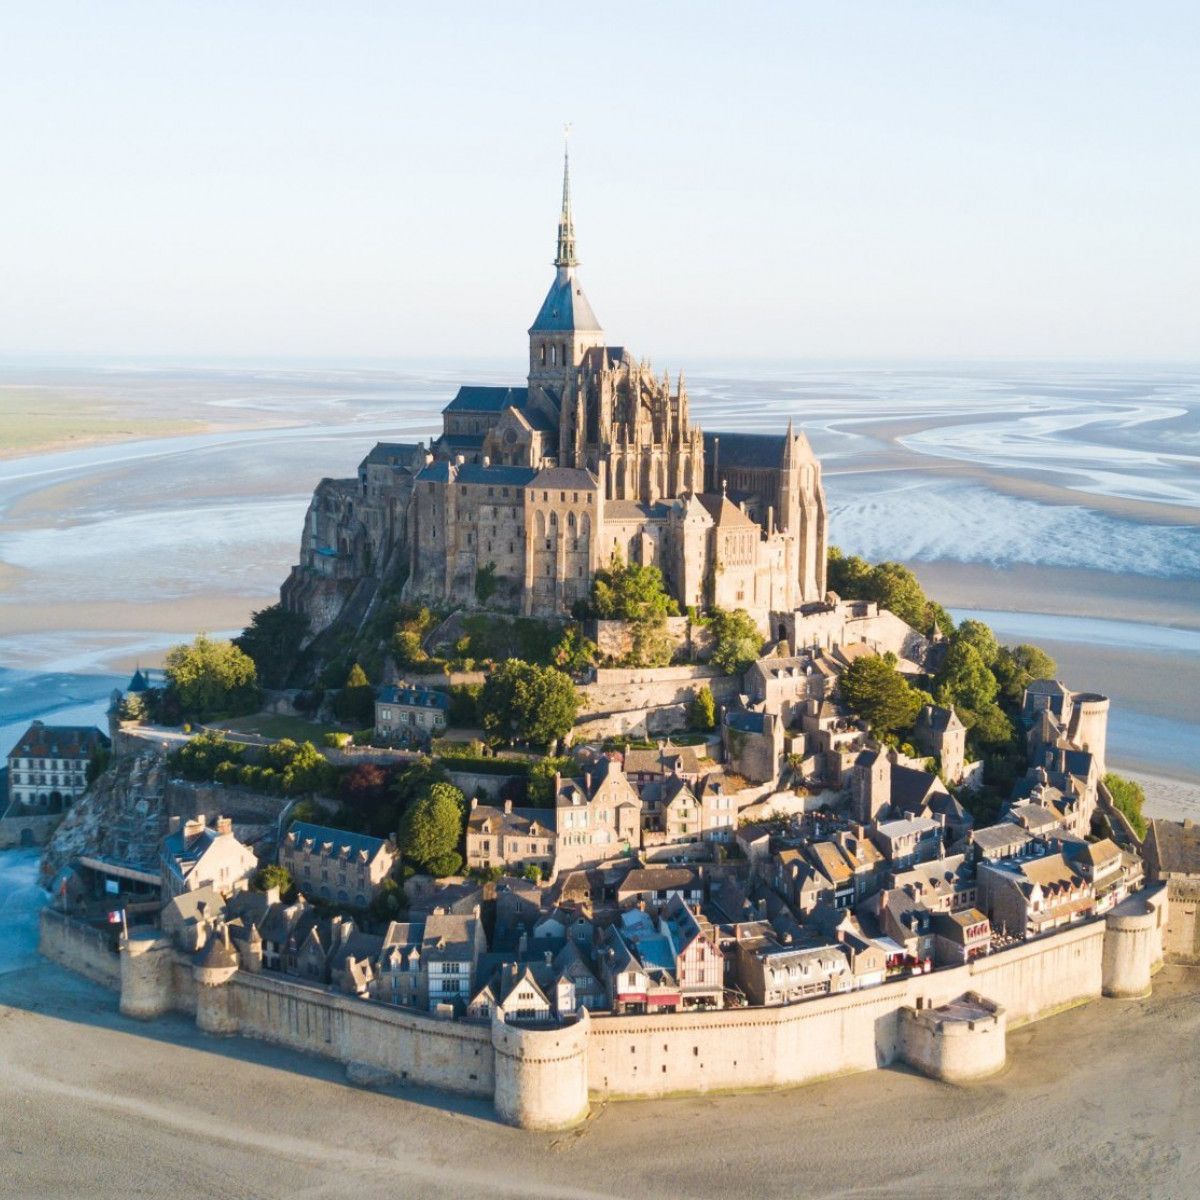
[38,888,1167,1131]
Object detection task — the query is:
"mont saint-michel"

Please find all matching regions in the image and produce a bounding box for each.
[5,153,1197,1161]
[283,149,826,632]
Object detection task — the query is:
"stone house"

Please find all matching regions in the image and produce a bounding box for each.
[743,654,825,727]
[465,798,555,874]
[888,854,979,915]
[160,815,258,900]
[372,919,425,1007]
[279,821,399,907]
[640,772,736,847]
[6,721,109,811]
[1143,819,1200,963]
[374,684,450,739]
[914,705,967,785]
[622,741,707,789]
[733,921,852,1006]
[976,853,1095,939]
[553,760,642,873]
[421,909,486,1012]
[868,817,944,869]
[969,822,1036,863]
[616,866,704,912]
[930,909,992,966]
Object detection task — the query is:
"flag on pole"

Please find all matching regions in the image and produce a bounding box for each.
[106,909,124,925]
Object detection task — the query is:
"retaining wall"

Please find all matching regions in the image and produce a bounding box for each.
[38,908,121,988]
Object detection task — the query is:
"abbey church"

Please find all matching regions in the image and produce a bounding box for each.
[284,152,828,633]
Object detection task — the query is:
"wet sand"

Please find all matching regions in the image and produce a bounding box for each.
[2,952,1199,1200]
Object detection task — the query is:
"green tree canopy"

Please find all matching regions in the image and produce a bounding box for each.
[253,864,293,897]
[1104,772,1148,839]
[827,548,942,634]
[838,654,925,736]
[588,556,680,623]
[400,781,465,876]
[264,739,335,796]
[707,608,764,675]
[235,604,308,689]
[333,661,376,725]
[689,685,717,731]
[164,634,260,720]
[935,640,999,712]
[993,643,1058,705]
[172,730,245,780]
[955,620,1000,667]
[479,659,579,747]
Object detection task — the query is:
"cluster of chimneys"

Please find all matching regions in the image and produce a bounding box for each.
[170,814,234,838]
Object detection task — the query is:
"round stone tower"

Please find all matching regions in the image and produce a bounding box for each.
[1070,692,1110,775]
[119,930,174,1020]
[1102,887,1167,998]
[194,928,241,1035]
[490,1009,590,1130]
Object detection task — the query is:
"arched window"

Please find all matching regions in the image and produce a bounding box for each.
[540,344,547,365]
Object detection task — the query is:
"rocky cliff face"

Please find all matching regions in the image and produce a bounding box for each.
[41,750,169,885]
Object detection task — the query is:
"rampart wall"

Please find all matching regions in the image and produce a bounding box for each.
[38,888,1167,1131]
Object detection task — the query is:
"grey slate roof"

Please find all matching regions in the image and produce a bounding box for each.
[529,466,598,489]
[444,385,528,413]
[704,431,786,470]
[377,685,450,711]
[287,821,391,863]
[529,271,603,333]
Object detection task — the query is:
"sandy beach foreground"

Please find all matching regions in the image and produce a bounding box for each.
[1,950,1198,1200]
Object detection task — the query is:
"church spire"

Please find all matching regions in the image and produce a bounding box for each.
[555,127,578,269]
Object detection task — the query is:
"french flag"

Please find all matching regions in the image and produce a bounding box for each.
[106,909,124,925]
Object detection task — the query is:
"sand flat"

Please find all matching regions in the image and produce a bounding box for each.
[1,953,1199,1200]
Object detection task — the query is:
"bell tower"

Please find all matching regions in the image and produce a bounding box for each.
[528,134,605,389]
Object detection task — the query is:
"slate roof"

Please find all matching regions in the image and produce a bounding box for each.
[286,821,391,863]
[377,685,450,711]
[704,430,786,470]
[8,722,109,761]
[698,493,758,528]
[444,385,529,413]
[726,710,766,734]
[529,272,603,333]
[457,463,538,487]
[360,442,424,468]
[529,466,598,489]
[603,499,671,521]
[1146,819,1200,876]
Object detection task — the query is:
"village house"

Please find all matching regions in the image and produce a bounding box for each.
[621,741,708,789]
[374,684,450,740]
[465,798,555,874]
[733,921,852,1005]
[421,909,486,1012]
[930,909,992,965]
[617,865,704,912]
[639,770,737,846]
[553,759,642,873]
[914,704,967,785]
[869,817,944,868]
[1143,819,1200,963]
[160,815,258,900]
[5,721,109,811]
[279,821,399,907]
[977,852,1095,939]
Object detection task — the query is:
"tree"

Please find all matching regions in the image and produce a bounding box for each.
[827,548,946,636]
[333,661,375,725]
[235,604,309,689]
[955,620,1000,668]
[552,623,598,673]
[690,685,717,731]
[838,655,924,736]
[265,739,335,796]
[993,643,1057,705]
[447,684,482,727]
[588,555,679,623]
[172,730,244,780]
[1104,772,1148,839]
[118,693,147,722]
[253,864,293,897]
[399,781,465,876]
[935,640,999,712]
[528,756,575,806]
[964,703,1015,754]
[164,633,260,720]
[479,660,579,747]
[337,763,394,829]
[707,608,764,675]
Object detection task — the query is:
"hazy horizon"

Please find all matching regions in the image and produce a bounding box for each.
[2,2,1198,362]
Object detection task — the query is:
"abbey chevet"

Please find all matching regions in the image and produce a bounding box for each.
[284,152,826,631]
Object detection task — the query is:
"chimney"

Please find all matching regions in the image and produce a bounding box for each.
[183,815,206,839]
[544,950,553,966]
[167,816,182,835]
[470,796,478,811]
[584,772,592,794]
[482,455,491,467]
[216,816,233,835]
[455,454,465,466]
[504,798,513,814]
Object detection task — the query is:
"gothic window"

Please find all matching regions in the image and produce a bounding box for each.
[540,345,547,365]
[549,511,557,525]
[550,345,557,365]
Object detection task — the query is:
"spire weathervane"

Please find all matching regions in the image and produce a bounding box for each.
[555,123,578,270]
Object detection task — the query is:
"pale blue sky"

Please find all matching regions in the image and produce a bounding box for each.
[1,2,1197,362]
